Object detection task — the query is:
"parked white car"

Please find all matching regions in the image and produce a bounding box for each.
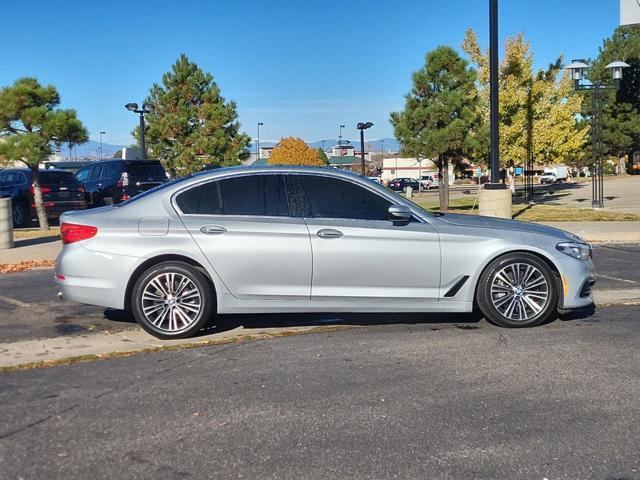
[419,174,439,190]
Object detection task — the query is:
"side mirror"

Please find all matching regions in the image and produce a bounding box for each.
[388,204,411,224]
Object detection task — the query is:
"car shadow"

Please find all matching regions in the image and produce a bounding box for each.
[14,235,60,247]
[102,306,596,338]
[103,308,485,336]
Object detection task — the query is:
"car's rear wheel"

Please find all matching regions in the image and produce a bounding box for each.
[131,261,214,339]
[477,253,558,328]
[12,201,28,228]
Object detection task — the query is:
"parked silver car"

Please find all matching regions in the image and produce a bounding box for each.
[55,166,595,339]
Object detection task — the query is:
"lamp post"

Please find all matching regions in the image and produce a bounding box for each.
[566,59,629,209]
[99,131,106,160]
[257,122,264,159]
[356,122,373,176]
[338,124,345,145]
[125,102,151,158]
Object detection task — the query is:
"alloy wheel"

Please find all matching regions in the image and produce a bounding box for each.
[490,262,550,322]
[141,272,202,333]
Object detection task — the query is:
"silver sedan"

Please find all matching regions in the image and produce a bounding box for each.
[55,166,595,339]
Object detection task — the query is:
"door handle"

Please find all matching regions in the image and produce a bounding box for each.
[317,229,343,239]
[200,225,227,235]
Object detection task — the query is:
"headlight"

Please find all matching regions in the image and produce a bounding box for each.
[556,242,591,260]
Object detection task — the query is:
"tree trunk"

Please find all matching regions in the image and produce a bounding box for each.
[31,168,50,230]
[438,155,450,212]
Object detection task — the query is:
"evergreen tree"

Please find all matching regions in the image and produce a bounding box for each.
[390,46,479,211]
[0,78,88,229]
[317,147,329,165]
[587,25,640,172]
[142,54,250,176]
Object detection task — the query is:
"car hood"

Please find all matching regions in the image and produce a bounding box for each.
[435,212,583,242]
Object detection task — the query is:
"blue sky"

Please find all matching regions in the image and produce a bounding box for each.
[1,0,619,146]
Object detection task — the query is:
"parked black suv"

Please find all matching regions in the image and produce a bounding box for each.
[0,168,86,227]
[75,159,168,207]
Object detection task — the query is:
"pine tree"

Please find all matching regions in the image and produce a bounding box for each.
[587,25,640,172]
[142,54,250,176]
[0,78,88,229]
[390,46,479,211]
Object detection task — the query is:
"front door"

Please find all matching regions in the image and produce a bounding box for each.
[286,174,441,301]
[176,173,312,300]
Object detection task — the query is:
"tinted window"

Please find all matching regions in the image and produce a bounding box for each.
[89,165,103,181]
[102,162,122,180]
[126,162,166,178]
[176,174,288,216]
[39,171,79,185]
[289,175,391,220]
[75,166,90,182]
[0,171,27,186]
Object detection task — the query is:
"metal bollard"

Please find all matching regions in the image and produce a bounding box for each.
[0,198,14,249]
[405,186,413,198]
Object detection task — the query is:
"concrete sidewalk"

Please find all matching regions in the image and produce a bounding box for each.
[0,237,61,264]
[541,221,640,244]
[1,288,638,369]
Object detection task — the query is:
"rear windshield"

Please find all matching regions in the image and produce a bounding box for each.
[126,162,166,178]
[39,171,79,184]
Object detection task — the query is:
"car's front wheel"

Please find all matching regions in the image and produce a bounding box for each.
[131,261,214,339]
[477,253,558,328]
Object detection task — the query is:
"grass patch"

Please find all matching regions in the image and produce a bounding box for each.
[415,197,640,222]
[13,227,60,240]
[0,325,355,372]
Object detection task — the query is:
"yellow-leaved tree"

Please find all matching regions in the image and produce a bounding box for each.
[267,137,325,166]
[462,29,588,185]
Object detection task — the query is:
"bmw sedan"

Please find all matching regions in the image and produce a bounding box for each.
[55,166,595,339]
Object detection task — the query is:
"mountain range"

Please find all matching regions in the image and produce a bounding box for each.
[63,137,401,159]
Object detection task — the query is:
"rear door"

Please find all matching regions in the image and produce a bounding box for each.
[287,174,441,302]
[176,173,312,300]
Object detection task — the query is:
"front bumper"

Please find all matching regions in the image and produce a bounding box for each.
[556,254,596,310]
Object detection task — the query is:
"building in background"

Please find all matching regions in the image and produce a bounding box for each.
[621,0,640,25]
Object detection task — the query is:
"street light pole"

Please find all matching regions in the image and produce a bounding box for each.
[257,122,264,159]
[566,59,629,209]
[488,0,501,186]
[338,124,345,145]
[125,102,151,158]
[356,122,373,176]
[99,131,105,160]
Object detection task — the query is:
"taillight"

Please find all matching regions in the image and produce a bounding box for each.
[30,185,52,195]
[77,186,85,193]
[116,172,129,188]
[60,223,98,244]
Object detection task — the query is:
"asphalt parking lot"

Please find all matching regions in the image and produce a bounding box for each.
[1,304,639,479]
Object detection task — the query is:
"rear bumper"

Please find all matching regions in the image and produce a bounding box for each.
[55,243,140,310]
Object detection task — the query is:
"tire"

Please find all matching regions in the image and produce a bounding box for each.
[12,200,28,228]
[476,252,558,328]
[131,261,214,339]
